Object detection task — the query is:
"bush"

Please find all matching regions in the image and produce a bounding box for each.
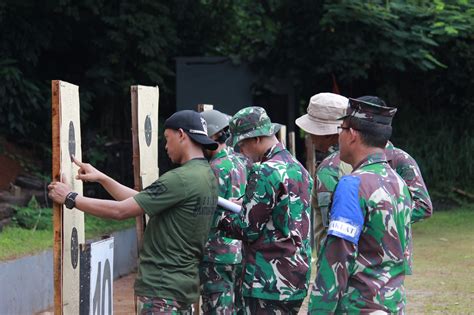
[13,196,52,231]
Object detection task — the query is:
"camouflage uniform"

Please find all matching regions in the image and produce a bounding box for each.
[137,296,192,315]
[308,152,413,313]
[201,146,247,315]
[313,141,433,272]
[219,107,313,313]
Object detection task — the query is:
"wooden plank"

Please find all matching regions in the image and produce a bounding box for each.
[131,86,145,249]
[51,80,62,315]
[197,104,213,112]
[305,134,315,177]
[277,124,287,147]
[53,80,85,314]
[288,131,296,156]
[131,85,160,248]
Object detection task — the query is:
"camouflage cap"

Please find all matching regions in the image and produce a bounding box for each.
[339,97,397,125]
[228,106,281,147]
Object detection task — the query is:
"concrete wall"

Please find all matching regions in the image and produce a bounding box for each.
[0,227,137,315]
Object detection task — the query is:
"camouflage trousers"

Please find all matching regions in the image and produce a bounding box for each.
[242,297,303,315]
[136,296,192,315]
[199,261,242,315]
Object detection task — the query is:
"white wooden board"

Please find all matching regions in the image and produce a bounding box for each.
[59,80,85,314]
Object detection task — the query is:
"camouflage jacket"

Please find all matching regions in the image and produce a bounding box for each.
[203,147,247,264]
[219,143,313,301]
[309,152,412,314]
[313,141,432,252]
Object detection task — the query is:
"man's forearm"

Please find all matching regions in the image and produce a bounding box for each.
[99,175,138,201]
[75,195,143,220]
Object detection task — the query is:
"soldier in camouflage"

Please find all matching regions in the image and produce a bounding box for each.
[295,93,350,253]
[308,97,413,313]
[218,106,313,314]
[306,96,433,271]
[200,109,248,315]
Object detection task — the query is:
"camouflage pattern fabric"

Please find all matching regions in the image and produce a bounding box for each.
[219,143,313,301]
[228,106,280,147]
[203,146,247,264]
[243,297,303,315]
[199,262,237,315]
[136,296,191,315]
[385,142,433,222]
[341,98,398,124]
[201,146,247,314]
[312,145,351,254]
[308,152,413,313]
[313,141,433,257]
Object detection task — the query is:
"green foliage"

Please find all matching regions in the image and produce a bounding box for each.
[1,0,474,187]
[13,196,52,231]
[84,135,109,165]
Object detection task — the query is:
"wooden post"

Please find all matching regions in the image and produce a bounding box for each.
[131,86,144,249]
[197,104,214,112]
[51,80,62,315]
[277,124,287,148]
[288,131,296,156]
[52,80,85,314]
[305,134,315,177]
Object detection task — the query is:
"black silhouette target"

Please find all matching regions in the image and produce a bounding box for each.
[144,115,152,147]
[71,227,79,269]
[68,121,76,161]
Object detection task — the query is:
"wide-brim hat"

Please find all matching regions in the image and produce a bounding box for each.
[227,106,281,148]
[295,92,348,136]
[164,110,218,150]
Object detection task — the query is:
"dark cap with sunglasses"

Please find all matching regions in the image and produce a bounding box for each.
[338,96,397,126]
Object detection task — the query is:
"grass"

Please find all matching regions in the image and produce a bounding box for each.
[406,206,474,314]
[300,205,474,314]
[0,214,134,261]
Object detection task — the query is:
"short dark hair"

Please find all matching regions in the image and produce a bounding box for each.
[347,117,391,148]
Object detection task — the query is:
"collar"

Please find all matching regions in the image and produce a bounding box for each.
[211,147,230,161]
[384,141,394,162]
[328,144,339,154]
[352,151,387,171]
[261,142,285,163]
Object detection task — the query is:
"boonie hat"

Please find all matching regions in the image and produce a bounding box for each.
[295,93,348,135]
[164,110,218,150]
[228,106,281,147]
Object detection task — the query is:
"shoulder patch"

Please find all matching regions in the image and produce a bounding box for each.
[145,180,168,200]
[328,175,364,244]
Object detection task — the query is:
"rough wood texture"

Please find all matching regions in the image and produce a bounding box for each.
[51,80,62,315]
[131,86,145,249]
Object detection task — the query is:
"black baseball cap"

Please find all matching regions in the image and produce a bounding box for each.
[164,110,218,150]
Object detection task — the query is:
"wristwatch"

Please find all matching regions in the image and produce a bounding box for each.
[64,192,78,209]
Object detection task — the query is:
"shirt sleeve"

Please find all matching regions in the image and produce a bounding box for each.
[395,155,433,223]
[308,236,357,313]
[133,170,186,217]
[327,175,364,245]
[219,164,274,242]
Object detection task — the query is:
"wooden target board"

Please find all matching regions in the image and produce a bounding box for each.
[52,80,85,314]
[131,85,159,246]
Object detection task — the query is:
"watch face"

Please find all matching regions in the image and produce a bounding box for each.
[65,193,76,209]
